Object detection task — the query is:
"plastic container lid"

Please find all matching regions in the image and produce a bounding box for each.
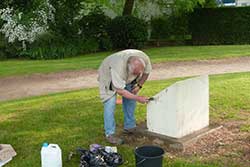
[42,143,49,147]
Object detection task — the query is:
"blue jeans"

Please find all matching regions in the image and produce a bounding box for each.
[103,84,136,136]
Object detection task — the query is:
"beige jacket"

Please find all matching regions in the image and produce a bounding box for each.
[98,49,152,102]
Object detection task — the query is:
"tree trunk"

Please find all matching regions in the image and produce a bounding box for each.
[122,0,135,16]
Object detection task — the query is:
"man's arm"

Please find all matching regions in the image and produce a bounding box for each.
[131,73,149,94]
[116,88,149,104]
[137,73,149,87]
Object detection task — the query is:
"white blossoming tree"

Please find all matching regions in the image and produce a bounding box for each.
[0,0,55,50]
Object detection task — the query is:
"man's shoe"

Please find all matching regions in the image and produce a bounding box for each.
[123,127,137,135]
[106,135,124,145]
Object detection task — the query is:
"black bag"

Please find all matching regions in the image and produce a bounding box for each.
[77,147,123,167]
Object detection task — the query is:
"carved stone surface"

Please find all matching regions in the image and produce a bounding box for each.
[147,75,209,138]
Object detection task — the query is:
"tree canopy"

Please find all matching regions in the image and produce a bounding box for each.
[120,0,207,16]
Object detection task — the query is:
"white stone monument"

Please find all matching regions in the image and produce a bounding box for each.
[147,75,209,139]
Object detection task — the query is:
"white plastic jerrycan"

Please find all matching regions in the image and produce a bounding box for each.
[41,143,62,167]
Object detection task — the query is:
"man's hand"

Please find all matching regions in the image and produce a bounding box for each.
[131,86,140,94]
[116,88,148,104]
[136,96,149,104]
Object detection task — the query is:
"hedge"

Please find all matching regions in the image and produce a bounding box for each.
[107,16,148,49]
[190,7,250,45]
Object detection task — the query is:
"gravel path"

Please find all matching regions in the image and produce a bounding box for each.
[1,56,250,102]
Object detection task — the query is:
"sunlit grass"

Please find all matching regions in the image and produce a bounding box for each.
[1,45,250,77]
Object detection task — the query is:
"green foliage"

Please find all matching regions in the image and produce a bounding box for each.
[0,33,22,59]
[202,0,218,8]
[22,40,99,60]
[0,0,34,12]
[50,0,82,38]
[21,32,98,60]
[150,13,190,44]
[150,17,171,40]
[0,1,112,59]
[107,15,148,49]
[173,0,206,14]
[0,34,7,60]
[0,0,215,59]
[108,0,207,18]
[79,6,112,51]
[99,36,113,51]
[190,7,250,45]
[169,13,190,41]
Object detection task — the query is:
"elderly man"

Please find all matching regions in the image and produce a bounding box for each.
[98,49,152,145]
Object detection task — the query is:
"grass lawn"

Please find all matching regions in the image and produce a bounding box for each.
[1,45,250,77]
[0,72,249,167]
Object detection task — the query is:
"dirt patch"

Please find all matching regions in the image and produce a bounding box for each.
[1,56,250,101]
[150,56,250,80]
[121,120,250,167]
[0,69,97,101]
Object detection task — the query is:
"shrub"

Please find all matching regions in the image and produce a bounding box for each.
[149,13,190,46]
[21,32,98,60]
[0,33,22,60]
[98,36,112,51]
[79,6,112,51]
[0,44,6,60]
[169,13,190,41]
[0,33,6,60]
[107,15,148,49]
[150,17,172,40]
[50,0,81,38]
[190,7,250,45]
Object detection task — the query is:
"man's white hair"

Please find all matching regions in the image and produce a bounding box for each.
[128,56,145,73]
